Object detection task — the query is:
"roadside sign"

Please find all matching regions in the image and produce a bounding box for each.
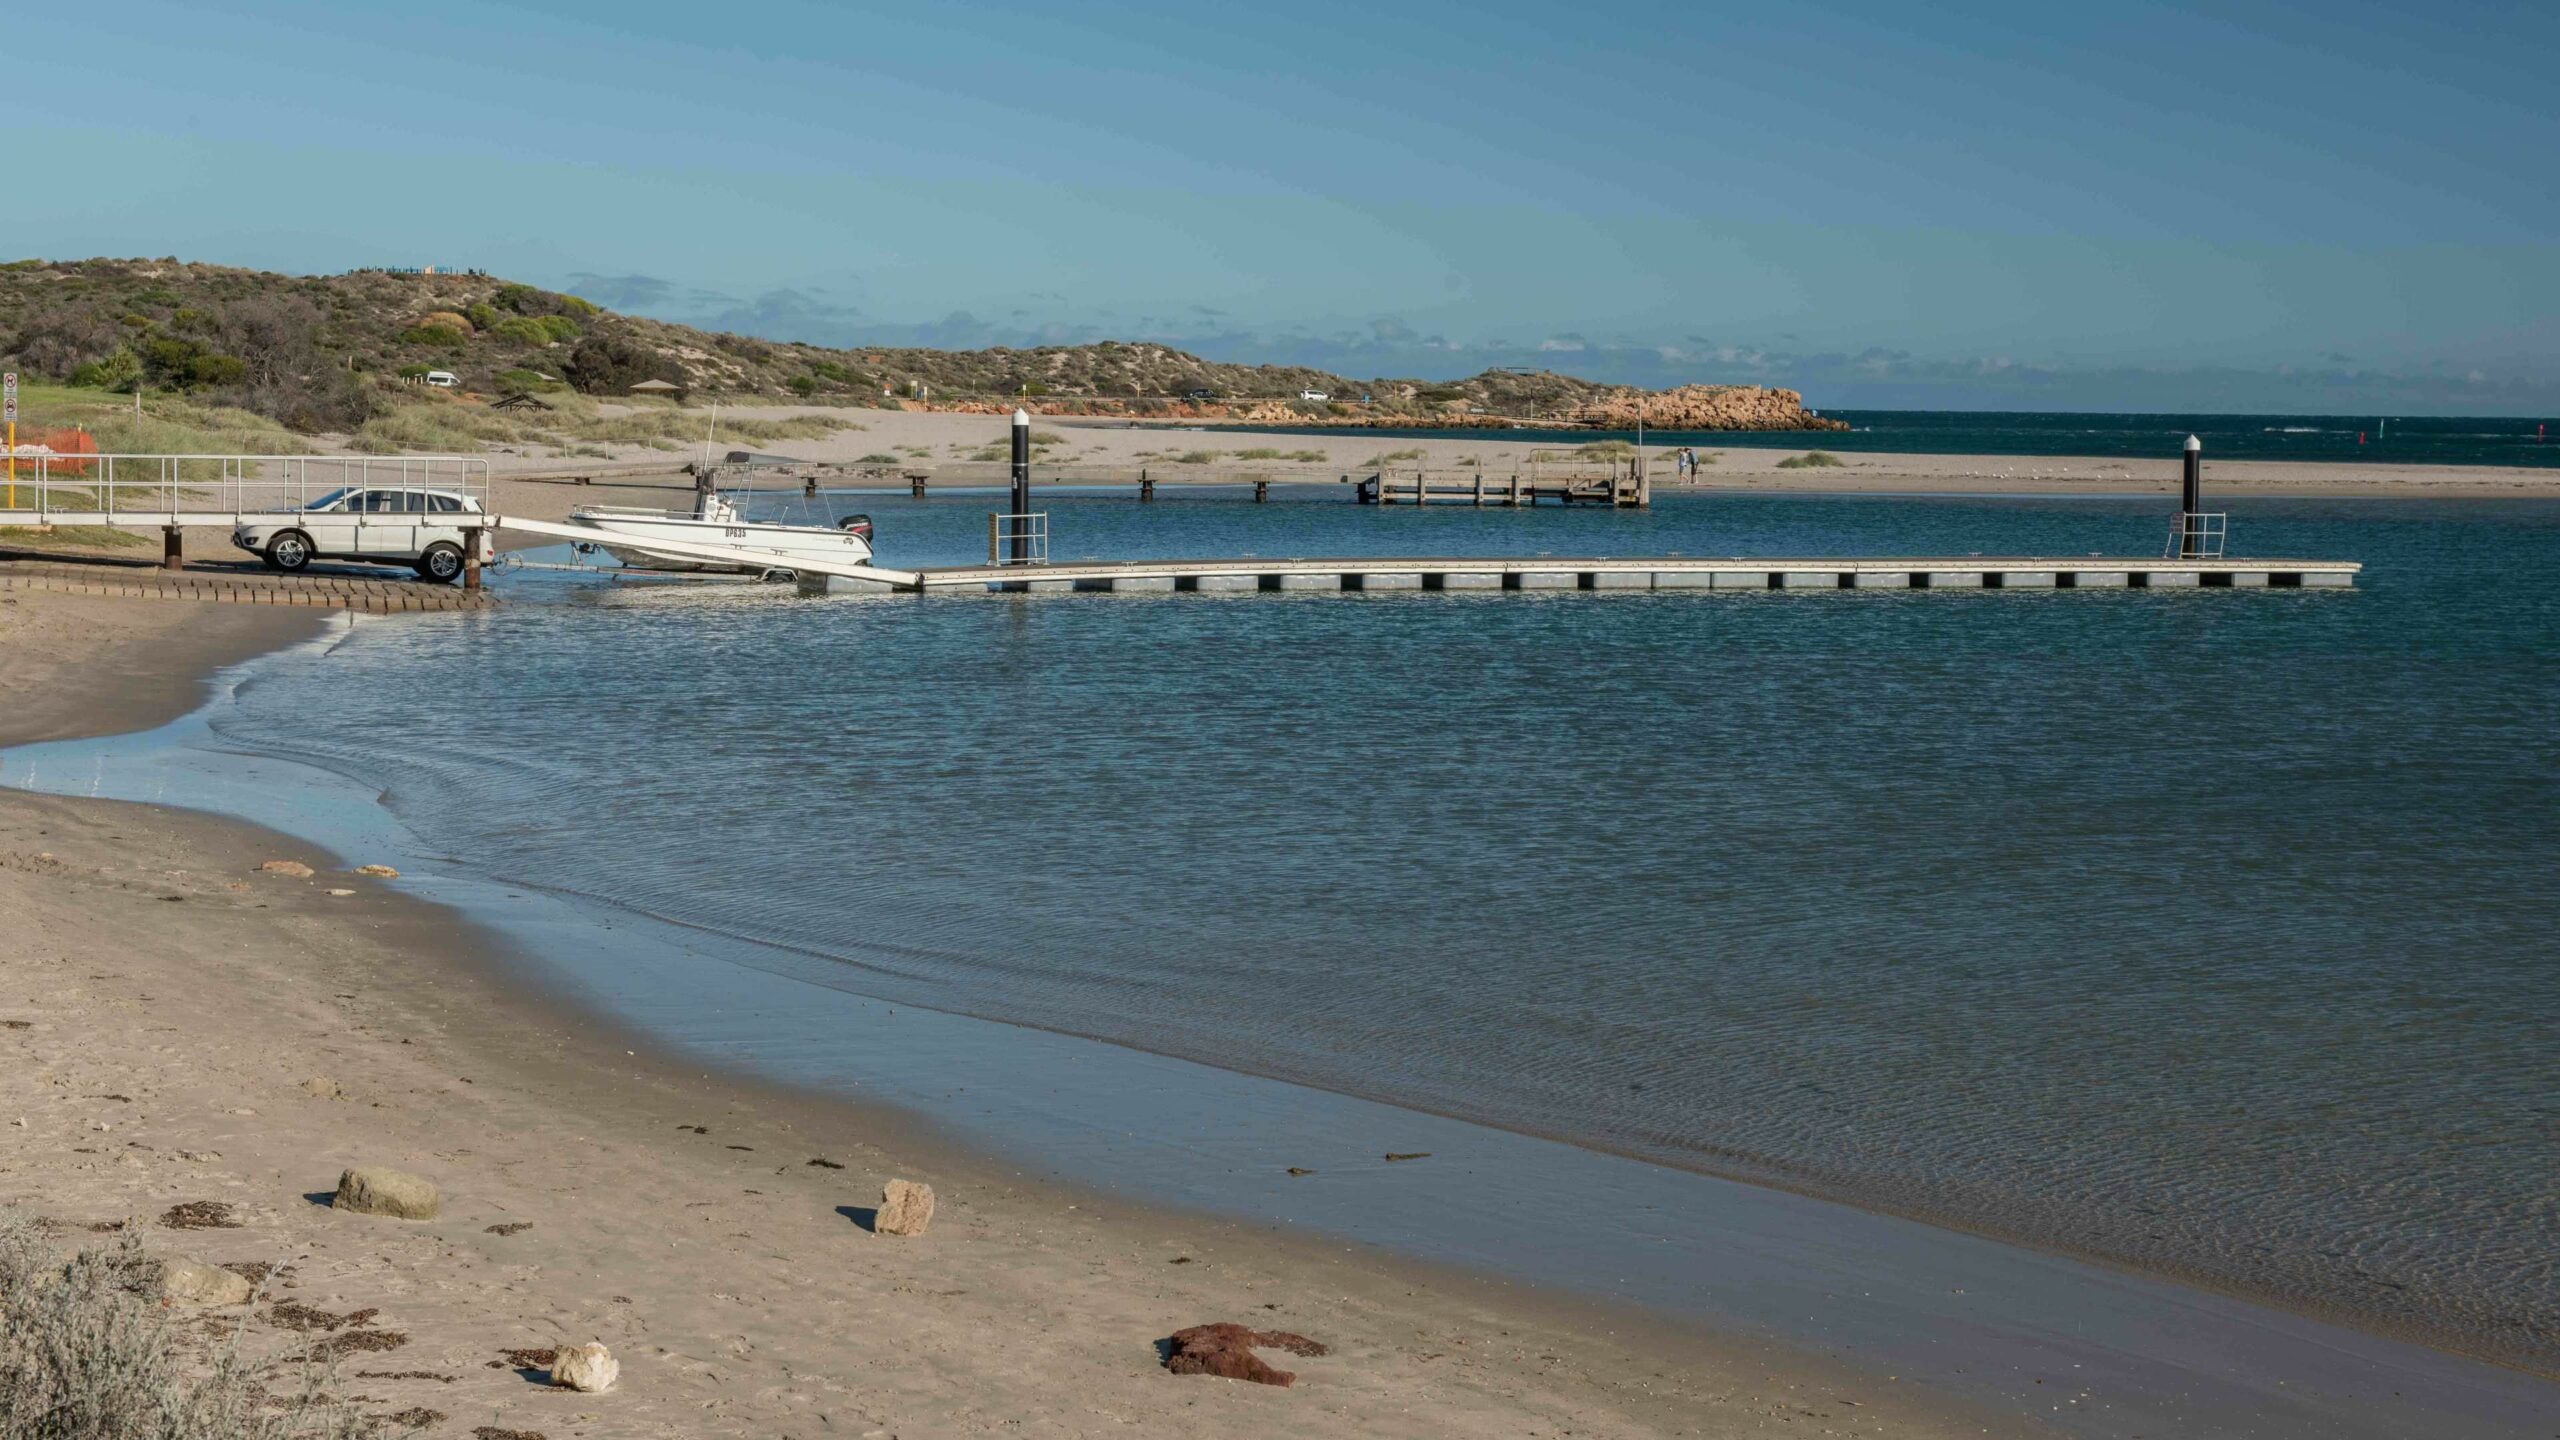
[4,372,15,424]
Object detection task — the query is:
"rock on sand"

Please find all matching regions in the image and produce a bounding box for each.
[550,1341,619,1392]
[146,1255,254,1306]
[333,1165,441,1220]
[257,860,314,878]
[875,1179,935,1237]
[352,864,400,877]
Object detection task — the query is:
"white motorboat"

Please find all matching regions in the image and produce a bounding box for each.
[566,493,874,575]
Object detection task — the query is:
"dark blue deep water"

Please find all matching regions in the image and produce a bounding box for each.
[206,487,2560,1367]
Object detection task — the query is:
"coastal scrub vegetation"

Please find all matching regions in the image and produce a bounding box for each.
[1775,451,1846,469]
[2,259,1840,445]
[0,1209,367,1438]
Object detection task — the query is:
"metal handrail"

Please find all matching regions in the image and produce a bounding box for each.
[0,453,492,523]
[2165,511,2228,559]
[988,511,1049,565]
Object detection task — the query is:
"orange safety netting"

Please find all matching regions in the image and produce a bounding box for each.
[11,427,99,474]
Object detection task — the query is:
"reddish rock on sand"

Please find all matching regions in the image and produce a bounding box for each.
[1163,1323,1329,1387]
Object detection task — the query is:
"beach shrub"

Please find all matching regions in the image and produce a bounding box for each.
[1233,447,1285,460]
[0,1209,366,1440]
[857,452,901,464]
[537,315,581,343]
[487,316,551,346]
[559,295,600,317]
[788,375,820,397]
[1172,450,1220,464]
[67,348,143,391]
[464,302,501,332]
[1574,440,1636,459]
[398,324,466,348]
[563,337,681,396]
[395,363,433,379]
[1775,450,1845,469]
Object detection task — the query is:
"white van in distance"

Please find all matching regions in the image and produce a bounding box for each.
[423,370,460,388]
[1299,389,1329,402]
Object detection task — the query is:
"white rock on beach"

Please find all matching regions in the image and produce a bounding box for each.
[876,1179,936,1237]
[147,1255,252,1306]
[332,1165,441,1220]
[256,860,314,878]
[551,1341,619,1392]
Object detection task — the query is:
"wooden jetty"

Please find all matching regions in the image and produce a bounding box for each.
[1355,468,1646,508]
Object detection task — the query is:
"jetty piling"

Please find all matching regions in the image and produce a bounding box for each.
[1009,409,1031,562]
[2181,436,2203,556]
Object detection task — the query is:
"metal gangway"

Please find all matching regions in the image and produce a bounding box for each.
[0,453,491,530]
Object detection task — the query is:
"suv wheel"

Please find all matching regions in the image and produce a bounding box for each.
[267,531,314,572]
[417,542,465,584]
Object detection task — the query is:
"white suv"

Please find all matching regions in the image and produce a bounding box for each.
[233,487,492,583]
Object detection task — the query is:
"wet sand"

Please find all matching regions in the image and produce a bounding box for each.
[0,588,1997,1437]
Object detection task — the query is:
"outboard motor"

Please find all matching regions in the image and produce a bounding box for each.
[837,513,873,542]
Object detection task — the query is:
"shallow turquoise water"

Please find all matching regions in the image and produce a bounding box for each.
[205,488,2560,1365]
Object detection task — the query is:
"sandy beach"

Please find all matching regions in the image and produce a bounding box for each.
[455,406,2560,500]
[0,587,2002,1438]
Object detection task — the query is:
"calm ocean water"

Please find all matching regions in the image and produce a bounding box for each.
[206,488,2559,1367]
[1234,410,2560,467]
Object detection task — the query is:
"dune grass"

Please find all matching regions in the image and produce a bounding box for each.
[348,394,858,455]
[1775,450,1845,469]
[7,382,311,457]
[0,1210,366,1439]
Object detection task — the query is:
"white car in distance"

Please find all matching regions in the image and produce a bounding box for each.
[233,486,490,583]
[1299,389,1330,402]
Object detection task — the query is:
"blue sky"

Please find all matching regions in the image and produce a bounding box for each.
[14,0,2557,410]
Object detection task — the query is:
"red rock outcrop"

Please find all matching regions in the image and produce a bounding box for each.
[1162,1322,1329,1386]
[1565,383,1845,432]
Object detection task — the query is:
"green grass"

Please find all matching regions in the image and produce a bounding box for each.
[857,452,902,464]
[1171,450,1221,464]
[1574,440,1636,459]
[1775,450,1845,469]
[6,381,310,457]
[1360,448,1425,466]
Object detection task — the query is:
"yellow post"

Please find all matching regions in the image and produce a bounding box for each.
[6,419,15,509]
